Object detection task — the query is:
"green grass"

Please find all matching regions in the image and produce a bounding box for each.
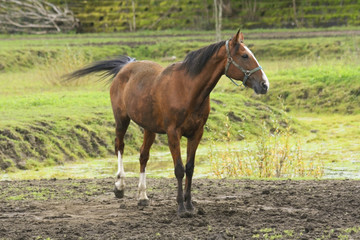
[0,33,295,173]
[1,29,358,71]
[0,29,359,179]
[243,59,360,114]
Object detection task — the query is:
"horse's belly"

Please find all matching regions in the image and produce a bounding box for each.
[132,117,166,134]
[124,89,166,134]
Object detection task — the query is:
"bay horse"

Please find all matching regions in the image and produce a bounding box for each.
[68,31,269,216]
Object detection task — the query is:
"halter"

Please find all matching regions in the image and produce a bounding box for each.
[224,40,262,87]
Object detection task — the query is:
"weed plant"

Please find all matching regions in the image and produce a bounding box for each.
[40,47,94,87]
[210,100,324,179]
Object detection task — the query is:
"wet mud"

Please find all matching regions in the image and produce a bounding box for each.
[0,178,359,239]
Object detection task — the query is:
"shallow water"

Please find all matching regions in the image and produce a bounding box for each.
[1,143,359,180]
[324,159,360,179]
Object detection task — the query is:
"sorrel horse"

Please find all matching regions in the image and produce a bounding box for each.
[68,31,269,216]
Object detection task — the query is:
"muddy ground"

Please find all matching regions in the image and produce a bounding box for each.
[0,178,359,240]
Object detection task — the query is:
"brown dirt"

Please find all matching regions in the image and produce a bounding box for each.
[0,178,360,240]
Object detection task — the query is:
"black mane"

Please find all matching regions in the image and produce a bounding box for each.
[179,41,225,76]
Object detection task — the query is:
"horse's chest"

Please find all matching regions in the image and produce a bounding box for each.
[181,107,210,137]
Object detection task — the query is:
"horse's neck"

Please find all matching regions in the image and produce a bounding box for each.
[188,56,225,106]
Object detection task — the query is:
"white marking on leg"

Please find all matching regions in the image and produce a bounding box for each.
[115,151,125,190]
[244,45,270,89]
[138,172,148,200]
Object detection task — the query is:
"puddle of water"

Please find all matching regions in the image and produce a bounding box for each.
[1,142,359,180]
[0,148,213,180]
[301,143,360,179]
[324,160,360,179]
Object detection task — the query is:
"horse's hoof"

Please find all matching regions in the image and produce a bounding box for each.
[179,211,194,218]
[185,202,195,212]
[114,187,124,198]
[138,199,149,206]
[178,204,190,218]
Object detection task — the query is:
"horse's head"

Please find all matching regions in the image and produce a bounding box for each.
[224,30,269,94]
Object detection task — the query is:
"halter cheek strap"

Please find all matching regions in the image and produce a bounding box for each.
[225,40,262,87]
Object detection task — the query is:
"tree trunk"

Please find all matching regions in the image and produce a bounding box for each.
[132,0,136,32]
[292,0,300,28]
[203,0,209,28]
[214,0,223,41]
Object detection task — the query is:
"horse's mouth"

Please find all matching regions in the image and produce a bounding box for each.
[254,87,268,95]
[253,81,269,94]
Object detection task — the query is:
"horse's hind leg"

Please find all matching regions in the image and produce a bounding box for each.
[114,116,130,198]
[138,130,156,206]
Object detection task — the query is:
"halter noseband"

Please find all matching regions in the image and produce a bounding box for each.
[224,40,262,87]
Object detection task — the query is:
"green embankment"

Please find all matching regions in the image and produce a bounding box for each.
[245,64,360,114]
[44,0,360,32]
[0,30,359,172]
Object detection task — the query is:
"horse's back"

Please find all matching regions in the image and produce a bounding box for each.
[110,60,162,96]
[130,60,163,77]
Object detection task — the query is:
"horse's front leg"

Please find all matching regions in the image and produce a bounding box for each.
[184,128,204,212]
[167,128,186,216]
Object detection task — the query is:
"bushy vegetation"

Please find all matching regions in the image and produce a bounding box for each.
[43,0,360,32]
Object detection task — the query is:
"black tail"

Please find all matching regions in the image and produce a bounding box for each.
[64,55,136,82]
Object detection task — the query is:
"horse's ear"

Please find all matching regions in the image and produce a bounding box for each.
[231,29,242,46]
[239,32,244,42]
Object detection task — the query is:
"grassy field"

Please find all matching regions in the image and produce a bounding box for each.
[0,29,359,179]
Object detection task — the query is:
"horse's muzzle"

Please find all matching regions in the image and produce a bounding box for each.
[261,82,269,93]
[254,81,269,94]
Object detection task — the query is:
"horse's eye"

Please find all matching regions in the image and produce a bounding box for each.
[242,54,248,59]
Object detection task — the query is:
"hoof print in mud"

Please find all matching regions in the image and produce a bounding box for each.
[137,199,150,207]
[113,188,124,198]
[197,207,206,215]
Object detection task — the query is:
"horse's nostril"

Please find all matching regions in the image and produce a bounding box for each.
[262,82,268,90]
